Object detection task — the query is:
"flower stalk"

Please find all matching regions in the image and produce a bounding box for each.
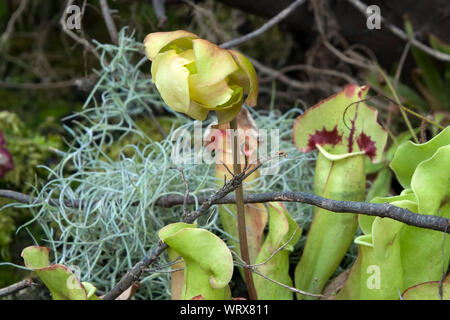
[230,116,258,300]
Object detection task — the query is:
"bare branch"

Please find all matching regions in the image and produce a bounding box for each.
[250,56,336,91]
[0,279,35,298]
[152,0,168,28]
[220,0,307,49]
[311,0,373,71]
[0,0,29,51]
[170,167,191,218]
[0,74,97,90]
[60,0,101,60]
[1,184,449,235]
[258,63,359,86]
[155,191,450,234]
[393,41,411,91]
[147,108,168,138]
[347,0,450,62]
[99,0,119,44]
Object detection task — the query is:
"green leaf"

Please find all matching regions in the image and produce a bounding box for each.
[412,145,450,215]
[429,34,450,109]
[341,136,450,299]
[21,246,97,300]
[429,35,450,54]
[294,152,365,299]
[365,168,392,201]
[158,223,234,300]
[402,279,450,300]
[253,203,301,300]
[390,126,450,188]
[338,197,409,299]
[293,84,387,163]
[293,85,388,298]
[404,17,446,108]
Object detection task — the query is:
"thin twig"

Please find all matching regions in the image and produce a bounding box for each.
[347,0,450,62]
[394,41,411,91]
[170,167,190,217]
[60,0,101,60]
[259,64,358,85]
[311,0,373,71]
[376,64,419,143]
[250,227,300,268]
[0,0,29,51]
[250,57,335,91]
[99,0,119,44]
[220,0,307,49]
[182,0,229,42]
[387,41,411,129]
[152,0,168,28]
[419,118,427,143]
[221,162,234,178]
[147,267,184,274]
[345,94,444,130]
[231,250,322,298]
[147,109,167,138]
[0,279,35,298]
[0,74,97,90]
[252,267,322,298]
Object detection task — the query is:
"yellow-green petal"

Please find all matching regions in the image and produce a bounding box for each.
[179,49,197,73]
[228,50,258,106]
[189,74,234,108]
[152,50,191,113]
[178,49,195,62]
[193,39,239,87]
[216,89,244,124]
[186,101,209,121]
[144,30,199,60]
[216,85,243,109]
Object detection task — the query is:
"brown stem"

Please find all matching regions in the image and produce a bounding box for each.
[0,279,35,298]
[229,117,258,300]
[99,0,119,44]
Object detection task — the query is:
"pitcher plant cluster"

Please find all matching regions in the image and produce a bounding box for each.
[20,30,450,300]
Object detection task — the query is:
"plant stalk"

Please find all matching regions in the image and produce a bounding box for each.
[375,64,420,143]
[229,117,258,300]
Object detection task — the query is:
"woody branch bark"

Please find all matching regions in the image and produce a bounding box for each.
[1,189,449,234]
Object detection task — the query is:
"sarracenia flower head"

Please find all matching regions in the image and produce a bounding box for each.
[144,30,258,123]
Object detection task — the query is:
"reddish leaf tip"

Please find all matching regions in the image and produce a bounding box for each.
[356,131,377,160]
[307,126,343,152]
[344,84,357,98]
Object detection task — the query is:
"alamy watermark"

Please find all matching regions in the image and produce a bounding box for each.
[366,265,381,289]
[366,5,381,30]
[65,5,81,30]
[170,121,280,175]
